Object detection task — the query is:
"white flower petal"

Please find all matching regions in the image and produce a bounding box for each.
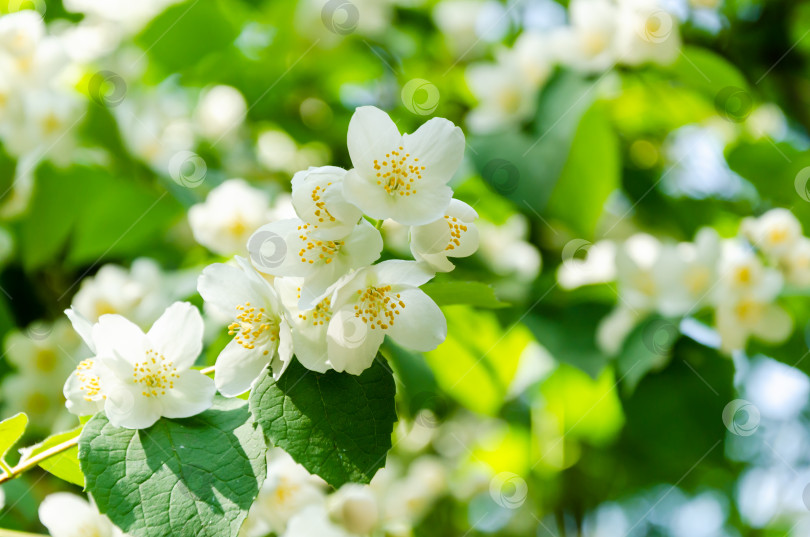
[373,260,436,288]
[92,314,148,365]
[402,117,465,185]
[198,262,266,316]
[147,302,204,369]
[64,308,95,353]
[326,312,385,375]
[347,106,402,180]
[214,338,274,397]
[104,384,161,429]
[159,371,216,419]
[385,289,446,351]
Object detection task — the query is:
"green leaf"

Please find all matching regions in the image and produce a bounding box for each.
[421,281,508,309]
[19,426,84,487]
[544,105,620,237]
[616,316,679,396]
[249,358,397,488]
[670,45,750,97]
[79,398,266,537]
[0,413,27,461]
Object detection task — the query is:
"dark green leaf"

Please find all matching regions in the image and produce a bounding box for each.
[421,281,508,309]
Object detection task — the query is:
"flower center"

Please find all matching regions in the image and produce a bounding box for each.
[734,299,763,323]
[374,146,424,197]
[311,183,337,224]
[76,359,103,401]
[298,295,332,327]
[354,285,404,330]
[35,348,58,372]
[132,350,178,397]
[228,302,278,354]
[297,223,343,265]
[768,227,788,244]
[444,215,468,251]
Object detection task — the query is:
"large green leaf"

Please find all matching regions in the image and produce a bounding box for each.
[544,105,620,237]
[19,425,83,487]
[616,316,679,396]
[0,413,27,462]
[249,358,397,489]
[421,281,508,309]
[79,398,266,537]
[670,45,750,97]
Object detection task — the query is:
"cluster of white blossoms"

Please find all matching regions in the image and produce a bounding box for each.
[559,208,809,354]
[464,0,682,133]
[201,106,478,392]
[61,107,478,427]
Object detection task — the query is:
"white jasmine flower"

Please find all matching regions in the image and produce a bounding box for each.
[195,85,246,140]
[343,106,465,226]
[553,0,620,72]
[198,257,293,396]
[63,309,110,417]
[653,228,720,316]
[249,449,328,535]
[328,484,380,535]
[465,58,537,134]
[615,0,681,66]
[477,214,541,281]
[291,166,362,239]
[783,238,810,287]
[715,241,783,301]
[90,302,215,429]
[715,293,792,352]
[326,261,445,374]
[4,319,80,381]
[615,233,662,312]
[249,218,383,307]
[596,306,644,355]
[283,505,352,537]
[274,277,331,373]
[557,240,617,290]
[39,492,125,537]
[741,208,802,260]
[188,179,274,256]
[410,198,479,272]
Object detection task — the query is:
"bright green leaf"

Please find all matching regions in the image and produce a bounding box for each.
[249,358,397,489]
[79,397,266,537]
[20,425,84,487]
[421,281,508,309]
[0,412,27,461]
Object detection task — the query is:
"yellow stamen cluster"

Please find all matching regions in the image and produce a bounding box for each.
[132,350,178,398]
[228,302,278,356]
[76,359,103,402]
[444,215,468,251]
[311,183,337,224]
[298,296,332,327]
[354,285,404,330]
[297,223,343,265]
[374,146,425,197]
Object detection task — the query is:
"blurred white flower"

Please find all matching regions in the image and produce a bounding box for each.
[782,237,810,287]
[596,306,644,355]
[63,0,182,34]
[195,85,247,140]
[188,179,274,256]
[433,0,509,58]
[88,302,215,429]
[248,449,328,536]
[615,233,662,312]
[257,129,330,175]
[71,258,189,329]
[198,256,293,396]
[380,456,448,528]
[39,492,125,537]
[328,484,380,534]
[552,0,620,72]
[410,198,479,272]
[557,240,617,290]
[741,208,802,261]
[654,228,720,316]
[283,505,353,537]
[343,106,465,225]
[615,0,681,66]
[326,260,444,374]
[477,214,541,281]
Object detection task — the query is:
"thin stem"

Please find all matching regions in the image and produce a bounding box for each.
[0,530,49,537]
[201,365,215,376]
[0,436,79,485]
[375,218,384,230]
